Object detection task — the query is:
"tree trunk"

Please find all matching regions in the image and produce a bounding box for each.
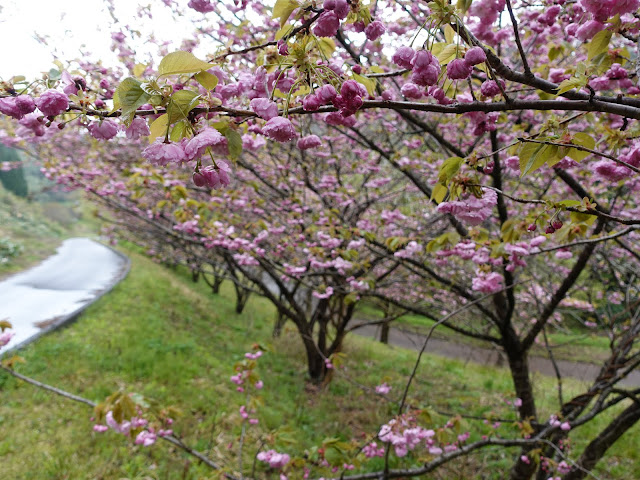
[191,270,199,283]
[212,275,223,294]
[563,402,640,480]
[234,285,250,314]
[302,335,327,384]
[272,310,286,337]
[379,321,390,344]
[505,332,538,480]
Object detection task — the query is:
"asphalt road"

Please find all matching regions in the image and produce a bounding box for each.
[0,238,128,353]
[354,323,640,388]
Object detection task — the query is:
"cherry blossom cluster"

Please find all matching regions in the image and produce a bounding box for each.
[256,449,291,469]
[231,349,264,426]
[378,413,468,458]
[92,409,173,447]
[0,329,14,348]
[436,188,498,226]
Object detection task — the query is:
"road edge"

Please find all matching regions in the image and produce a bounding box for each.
[1,238,131,355]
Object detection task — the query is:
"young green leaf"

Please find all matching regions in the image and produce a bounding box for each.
[438,156,465,184]
[166,90,201,124]
[115,77,151,124]
[148,114,169,143]
[272,0,299,28]
[587,29,612,61]
[225,128,243,159]
[194,70,219,91]
[158,51,212,76]
[556,77,587,96]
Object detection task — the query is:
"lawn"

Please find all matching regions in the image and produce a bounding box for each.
[0,250,637,479]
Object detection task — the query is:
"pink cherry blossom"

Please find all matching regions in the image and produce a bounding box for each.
[365,21,386,41]
[188,0,215,13]
[88,120,119,140]
[135,430,157,446]
[185,127,226,160]
[447,59,473,80]
[250,98,279,120]
[472,270,504,294]
[0,331,14,347]
[375,382,391,394]
[262,117,297,142]
[125,117,151,139]
[142,139,186,165]
[257,450,291,469]
[297,135,322,150]
[35,90,69,117]
[313,11,340,37]
[393,46,415,69]
[464,46,487,66]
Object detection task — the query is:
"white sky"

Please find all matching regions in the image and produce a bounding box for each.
[0,0,202,80]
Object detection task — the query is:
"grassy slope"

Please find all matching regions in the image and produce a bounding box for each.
[0,251,637,479]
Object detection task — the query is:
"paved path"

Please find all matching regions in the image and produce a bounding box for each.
[354,323,640,387]
[0,238,129,353]
[257,275,640,387]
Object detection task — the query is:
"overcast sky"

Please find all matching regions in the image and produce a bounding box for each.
[0,0,202,80]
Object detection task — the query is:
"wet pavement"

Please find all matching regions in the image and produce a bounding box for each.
[0,238,129,353]
[354,323,640,387]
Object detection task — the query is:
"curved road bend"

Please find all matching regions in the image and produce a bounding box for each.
[0,238,129,353]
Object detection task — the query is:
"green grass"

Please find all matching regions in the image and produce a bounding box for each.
[0,251,638,479]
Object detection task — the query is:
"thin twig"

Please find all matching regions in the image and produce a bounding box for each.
[519,138,640,174]
[505,0,532,76]
[0,365,232,477]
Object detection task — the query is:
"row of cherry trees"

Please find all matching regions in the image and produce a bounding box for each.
[2,0,640,479]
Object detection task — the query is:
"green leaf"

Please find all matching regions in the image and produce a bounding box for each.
[500,218,520,243]
[438,156,465,184]
[225,128,243,159]
[556,77,587,96]
[436,44,463,65]
[148,114,169,143]
[272,0,299,28]
[456,0,472,14]
[170,121,187,142]
[133,63,147,78]
[167,90,201,124]
[426,231,460,253]
[172,185,188,200]
[548,45,563,62]
[570,211,597,225]
[443,24,456,44]
[275,24,294,41]
[555,199,581,208]
[519,142,553,176]
[157,51,212,77]
[194,70,219,91]
[110,90,121,114]
[567,132,596,162]
[587,29,612,61]
[431,183,448,203]
[352,73,377,96]
[317,37,336,57]
[115,77,151,124]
